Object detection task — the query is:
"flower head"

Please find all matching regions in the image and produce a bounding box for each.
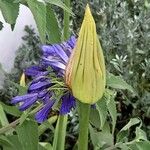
[11,5,106,123]
[11,36,76,123]
[65,5,106,104]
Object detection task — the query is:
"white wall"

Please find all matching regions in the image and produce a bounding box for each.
[0,4,37,73]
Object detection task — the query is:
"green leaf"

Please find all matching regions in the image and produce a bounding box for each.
[128,143,139,150]
[115,143,129,150]
[38,115,57,136]
[0,102,22,117]
[90,108,101,129]
[19,110,30,125]
[0,21,3,30]
[128,141,150,150]
[0,135,13,147]
[39,142,53,150]
[116,130,128,143]
[0,0,19,25]
[89,125,113,149]
[136,141,150,150]
[16,120,38,150]
[53,115,67,150]
[44,0,74,15]
[0,103,9,127]
[13,0,26,3]
[107,73,134,93]
[135,127,147,141]
[117,118,141,143]
[46,5,61,43]
[97,97,108,128]
[63,0,70,40]
[11,24,15,31]
[2,135,23,150]
[27,0,46,43]
[121,118,140,131]
[106,90,117,134]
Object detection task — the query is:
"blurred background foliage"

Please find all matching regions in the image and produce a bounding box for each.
[0,26,41,102]
[0,0,150,149]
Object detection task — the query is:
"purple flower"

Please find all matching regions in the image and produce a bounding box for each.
[11,36,77,123]
[35,100,55,123]
[24,66,47,77]
[60,93,76,115]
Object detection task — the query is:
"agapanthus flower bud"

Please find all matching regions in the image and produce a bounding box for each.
[65,4,106,104]
[20,73,26,87]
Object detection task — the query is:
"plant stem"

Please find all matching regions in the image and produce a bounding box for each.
[0,119,19,134]
[53,1,71,149]
[78,102,90,150]
[0,104,42,134]
[63,0,70,40]
[53,115,68,150]
[38,115,58,136]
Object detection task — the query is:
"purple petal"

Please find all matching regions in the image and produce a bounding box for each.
[38,90,48,99]
[67,36,76,48]
[35,71,49,78]
[53,44,69,63]
[41,92,52,104]
[41,45,56,56]
[42,57,66,70]
[29,81,51,91]
[24,65,45,77]
[19,96,38,111]
[60,93,76,115]
[35,100,55,123]
[60,36,76,57]
[61,42,72,56]
[11,93,38,104]
[42,44,69,63]
[31,76,47,84]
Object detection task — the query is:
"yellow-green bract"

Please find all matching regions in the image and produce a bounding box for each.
[20,73,26,87]
[65,4,106,104]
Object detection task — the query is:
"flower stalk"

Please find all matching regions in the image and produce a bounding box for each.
[53,115,68,150]
[53,0,71,150]
[78,102,90,150]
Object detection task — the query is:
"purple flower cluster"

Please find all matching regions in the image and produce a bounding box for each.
[11,36,76,123]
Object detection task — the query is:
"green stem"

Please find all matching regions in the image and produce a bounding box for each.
[63,0,70,40]
[38,115,58,136]
[78,102,90,150]
[53,1,71,149]
[0,104,43,134]
[53,115,68,150]
[0,119,19,135]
